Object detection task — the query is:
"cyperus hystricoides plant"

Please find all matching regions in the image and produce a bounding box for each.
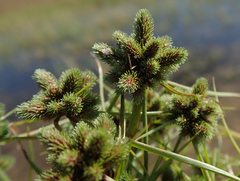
[93,9,188,137]
[36,113,129,181]
[162,78,221,143]
[1,7,239,181]
[16,68,100,129]
[93,9,188,102]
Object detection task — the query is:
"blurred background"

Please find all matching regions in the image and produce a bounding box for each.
[0,0,240,180]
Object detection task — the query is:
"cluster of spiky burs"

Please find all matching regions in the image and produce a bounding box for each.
[16,68,100,125]
[36,114,129,181]
[162,78,221,142]
[93,9,188,104]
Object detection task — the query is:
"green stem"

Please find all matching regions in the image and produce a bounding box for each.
[102,82,113,93]
[1,108,16,120]
[221,110,240,154]
[126,147,136,173]
[27,124,34,181]
[130,150,148,176]
[212,78,240,154]
[0,136,38,143]
[18,140,42,175]
[90,51,105,111]
[114,160,126,181]
[100,110,167,117]
[142,88,148,176]
[17,119,69,137]
[151,159,172,181]
[176,129,202,154]
[151,134,182,180]
[120,94,125,137]
[67,116,79,127]
[107,93,120,112]
[9,119,40,127]
[173,136,182,152]
[150,156,163,179]
[127,103,142,138]
[0,168,11,181]
[203,143,213,180]
[192,141,211,181]
[177,143,190,168]
[135,121,174,141]
[54,116,62,131]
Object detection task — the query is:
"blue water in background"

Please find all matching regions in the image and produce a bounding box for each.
[0,0,240,119]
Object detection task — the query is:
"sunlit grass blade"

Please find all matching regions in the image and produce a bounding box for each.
[212,78,240,154]
[0,136,38,143]
[90,51,105,111]
[0,108,16,120]
[8,119,40,127]
[168,80,240,98]
[132,140,240,181]
[107,93,120,112]
[0,168,11,181]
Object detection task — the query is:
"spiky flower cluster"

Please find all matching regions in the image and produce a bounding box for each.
[162,78,221,142]
[37,114,129,181]
[93,9,188,103]
[16,68,100,123]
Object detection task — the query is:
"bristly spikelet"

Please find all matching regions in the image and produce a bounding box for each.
[39,128,71,154]
[162,78,220,143]
[16,68,100,125]
[81,70,98,89]
[93,113,117,136]
[92,9,188,104]
[143,38,161,59]
[62,93,83,117]
[56,150,79,168]
[59,68,83,94]
[84,129,112,162]
[118,71,139,94]
[92,43,114,64]
[119,172,137,181]
[83,163,104,181]
[38,114,129,180]
[192,77,209,96]
[133,9,154,46]
[16,99,47,120]
[32,69,58,91]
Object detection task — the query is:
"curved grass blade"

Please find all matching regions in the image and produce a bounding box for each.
[132,140,240,181]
